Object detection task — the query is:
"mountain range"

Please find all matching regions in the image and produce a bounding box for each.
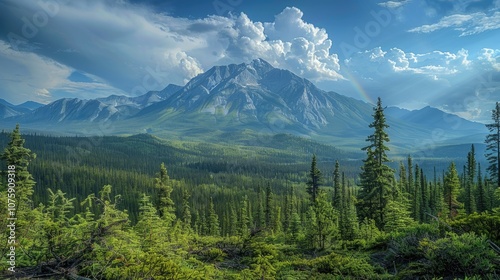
[0,58,487,153]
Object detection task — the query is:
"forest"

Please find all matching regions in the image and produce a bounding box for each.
[1,99,500,279]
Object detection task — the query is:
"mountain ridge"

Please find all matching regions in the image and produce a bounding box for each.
[0,59,487,152]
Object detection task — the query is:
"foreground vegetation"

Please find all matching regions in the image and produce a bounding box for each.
[1,101,499,279]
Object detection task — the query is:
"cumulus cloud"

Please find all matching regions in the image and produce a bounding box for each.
[333,47,499,122]
[0,1,343,104]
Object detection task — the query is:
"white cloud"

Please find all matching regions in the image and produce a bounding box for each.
[332,47,499,122]
[409,11,500,36]
[378,0,410,9]
[0,40,71,104]
[0,2,343,103]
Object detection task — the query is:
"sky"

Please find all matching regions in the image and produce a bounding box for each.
[0,0,499,122]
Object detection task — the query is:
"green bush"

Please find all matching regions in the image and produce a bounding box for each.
[420,232,498,277]
[309,252,376,278]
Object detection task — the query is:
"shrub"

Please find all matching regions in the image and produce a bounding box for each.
[420,232,498,277]
[309,252,376,279]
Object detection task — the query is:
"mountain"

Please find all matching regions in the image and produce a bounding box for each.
[17,101,44,111]
[133,59,375,140]
[0,99,32,118]
[386,106,485,131]
[97,83,182,109]
[9,84,183,124]
[0,59,488,152]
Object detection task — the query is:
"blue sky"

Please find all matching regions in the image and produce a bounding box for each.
[0,0,498,122]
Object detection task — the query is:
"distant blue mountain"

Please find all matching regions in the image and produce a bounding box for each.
[0,59,488,152]
[0,98,32,118]
[17,101,45,110]
[385,106,485,132]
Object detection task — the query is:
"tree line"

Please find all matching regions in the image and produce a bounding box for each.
[0,101,499,279]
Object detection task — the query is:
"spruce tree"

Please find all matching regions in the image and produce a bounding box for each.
[256,186,265,229]
[265,183,272,228]
[444,162,461,219]
[181,188,192,232]
[332,160,341,210]
[1,124,36,206]
[358,97,394,228]
[407,155,414,200]
[485,102,500,188]
[413,166,421,222]
[477,163,487,213]
[398,161,407,198]
[306,154,322,203]
[207,197,220,236]
[420,169,430,222]
[239,195,250,236]
[229,205,238,236]
[465,144,477,214]
[155,163,175,224]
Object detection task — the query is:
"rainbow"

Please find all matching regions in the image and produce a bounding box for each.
[343,70,375,105]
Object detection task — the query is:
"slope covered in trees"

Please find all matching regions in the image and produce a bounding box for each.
[0,100,499,279]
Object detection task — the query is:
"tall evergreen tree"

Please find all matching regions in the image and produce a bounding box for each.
[207,197,220,236]
[398,161,407,198]
[413,165,421,221]
[306,191,336,249]
[420,169,430,222]
[306,154,322,203]
[477,163,487,213]
[407,155,414,200]
[465,144,477,214]
[1,124,36,205]
[154,163,175,224]
[256,186,265,229]
[332,160,341,210]
[181,188,192,232]
[358,97,394,228]
[485,102,500,188]
[265,183,272,228]
[229,205,238,236]
[239,195,250,236]
[444,162,461,219]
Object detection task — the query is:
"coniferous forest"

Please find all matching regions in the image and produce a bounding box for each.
[1,100,500,279]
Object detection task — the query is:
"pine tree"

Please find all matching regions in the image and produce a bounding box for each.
[358,147,377,222]
[444,162,461,219]
[465,144,477,214]
[1,124,36,206]
[207,197,220,236]
[407,155,414,200]
[332,160,341,210]
[265,183,272,228]
[229,205,238,236]
[136,194,163,249]
[358,97,394,228]
[256,186,265,229]
[413,165,421,221]
[477,163,487,213]
[181,188,192,232]
[344,184,359,240]
[155,163,175,224]
[398,161,407,198]
[420,169,430,222]
[306,154,322,203]
[384,199,415,233]
[273,206,283,235]
[289,212,302,243]
[239,195,250,237]
[485,102,500,188]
